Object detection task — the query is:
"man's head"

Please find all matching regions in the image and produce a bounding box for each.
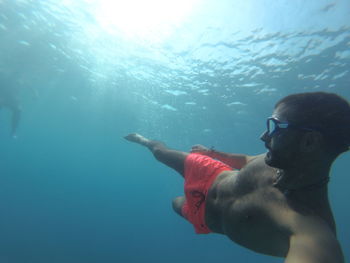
[261,92,350,169]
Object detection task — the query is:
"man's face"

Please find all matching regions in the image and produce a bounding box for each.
[260,104,302,169]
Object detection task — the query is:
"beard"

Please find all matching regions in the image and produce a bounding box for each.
[264,148,297,169]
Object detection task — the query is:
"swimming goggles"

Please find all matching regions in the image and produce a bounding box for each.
[266,117,317,137]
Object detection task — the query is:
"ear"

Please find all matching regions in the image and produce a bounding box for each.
[300,131,323,153]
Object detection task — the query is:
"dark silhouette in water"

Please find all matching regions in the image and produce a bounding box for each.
[0,75,22,138]
[321,2,336,12]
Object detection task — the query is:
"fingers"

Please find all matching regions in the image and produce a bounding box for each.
[124,133,148,145]
[191,144,209,152]
[124,133,139,141]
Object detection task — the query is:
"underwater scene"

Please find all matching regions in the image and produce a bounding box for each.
[0,0,349,262]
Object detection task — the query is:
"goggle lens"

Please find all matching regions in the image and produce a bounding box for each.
[267,119,277,135]
[267,118,289,136]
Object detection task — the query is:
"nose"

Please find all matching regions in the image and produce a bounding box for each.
[260,130,269,142]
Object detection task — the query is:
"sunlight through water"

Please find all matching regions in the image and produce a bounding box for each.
[0,0,349,122]
[61,0,200,43]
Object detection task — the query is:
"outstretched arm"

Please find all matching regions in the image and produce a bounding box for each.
[191,144,258,169]
[124,133,188,175]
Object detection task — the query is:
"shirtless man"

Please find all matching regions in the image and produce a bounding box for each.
[0,77,22,138]
[125,92,349,263]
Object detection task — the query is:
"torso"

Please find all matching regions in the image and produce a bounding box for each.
[205,155,336,257]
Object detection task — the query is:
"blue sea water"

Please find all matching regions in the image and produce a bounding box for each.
[0,0,349,262]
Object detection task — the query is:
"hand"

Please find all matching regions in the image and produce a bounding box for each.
[191,144,210,153]
[124,133,149,146]
[124,133,141,142]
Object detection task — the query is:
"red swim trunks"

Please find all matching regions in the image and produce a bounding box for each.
[181,153,232,234]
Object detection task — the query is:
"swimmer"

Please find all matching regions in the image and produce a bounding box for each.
[125,92,349,263]
[0,76,22,138]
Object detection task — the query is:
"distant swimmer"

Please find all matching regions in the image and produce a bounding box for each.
[321,2,336,12]
[125,92,349,263]
[0,76,22,138]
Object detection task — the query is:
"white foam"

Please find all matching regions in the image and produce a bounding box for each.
[18,40,30,46]
[161,104,177,111]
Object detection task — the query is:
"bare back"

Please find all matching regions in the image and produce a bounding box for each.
[205,155,342,260]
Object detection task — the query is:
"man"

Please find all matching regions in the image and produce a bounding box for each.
[0,76,22,138]
[125,92,349,263]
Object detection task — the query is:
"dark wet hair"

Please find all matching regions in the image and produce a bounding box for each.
[275,92,350,156]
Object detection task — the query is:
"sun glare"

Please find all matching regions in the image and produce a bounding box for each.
[92,0,199,42]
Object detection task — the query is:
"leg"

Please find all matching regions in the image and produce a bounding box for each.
[10,106,21,138]
[172,196,186,218]
[6,98,21,138]
[124,133,188,176]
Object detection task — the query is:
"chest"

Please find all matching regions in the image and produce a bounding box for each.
[206,169,292,256]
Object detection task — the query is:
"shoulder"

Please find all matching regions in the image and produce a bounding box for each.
[284,212,344,263]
